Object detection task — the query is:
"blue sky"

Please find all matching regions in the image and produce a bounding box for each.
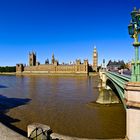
[0,0,140,66]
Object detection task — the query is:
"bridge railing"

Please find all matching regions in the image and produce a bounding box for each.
[105,71,130,90]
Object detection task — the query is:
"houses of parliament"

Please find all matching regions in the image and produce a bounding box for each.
[16,47,98,75]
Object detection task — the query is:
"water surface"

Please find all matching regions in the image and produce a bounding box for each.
[0,75,126,139]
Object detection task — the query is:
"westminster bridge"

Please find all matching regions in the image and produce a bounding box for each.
[99,70,140,140]
[99,7,140,140]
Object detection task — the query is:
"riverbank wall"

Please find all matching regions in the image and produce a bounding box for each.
[16,71,89,76]
[0,72,98,77]
[0,72,16,75]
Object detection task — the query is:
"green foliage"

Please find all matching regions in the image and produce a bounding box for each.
[0,66,16,72]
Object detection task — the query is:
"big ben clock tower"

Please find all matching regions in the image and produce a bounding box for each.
[93,46,98,72]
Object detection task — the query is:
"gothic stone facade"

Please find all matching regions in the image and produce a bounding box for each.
[93,47,98,72]
[16,52,89,75]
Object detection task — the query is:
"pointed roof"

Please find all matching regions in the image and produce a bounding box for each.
[93,45,97,52]
[52,53,54,59]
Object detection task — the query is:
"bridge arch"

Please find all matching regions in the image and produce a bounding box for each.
[106,78,125,108]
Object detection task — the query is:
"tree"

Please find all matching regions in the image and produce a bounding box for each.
[0,66,16,72]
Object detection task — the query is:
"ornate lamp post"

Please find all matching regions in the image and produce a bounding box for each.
[128,7,140,82]
[124,8,140,140]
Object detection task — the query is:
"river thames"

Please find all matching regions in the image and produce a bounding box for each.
[0,75,125,139]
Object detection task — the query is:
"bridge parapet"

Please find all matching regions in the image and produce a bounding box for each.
[105,71,130,89]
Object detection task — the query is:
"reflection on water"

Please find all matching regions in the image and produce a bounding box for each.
[0,75,126,139]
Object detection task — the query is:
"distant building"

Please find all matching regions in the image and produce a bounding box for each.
[107,60,125,71]
[29,52,36,66]
[45,59,49,64]
[93,46,98,72]
[126,61,132,70]
[16,52,89,75]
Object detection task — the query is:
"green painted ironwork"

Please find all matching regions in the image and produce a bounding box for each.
[105,71,130,108]
[128,7,140,82]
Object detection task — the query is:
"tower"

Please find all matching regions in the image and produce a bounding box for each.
[93,46,98,72]
[51,53,55,64]
[29,52,36,66]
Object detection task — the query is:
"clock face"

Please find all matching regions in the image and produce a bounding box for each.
[94,53,96,56]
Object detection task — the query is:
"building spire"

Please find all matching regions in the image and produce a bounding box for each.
[52,53,54,59]
[93,46,98,72]
[51,53,55,64]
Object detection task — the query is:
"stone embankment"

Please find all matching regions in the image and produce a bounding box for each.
[0,72,16,75]
[28,123,127,140]
[0,122,27,140]
[0,122,127,140]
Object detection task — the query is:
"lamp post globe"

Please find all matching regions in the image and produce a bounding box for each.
[128,23,134,36]
[136,13,140,29]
